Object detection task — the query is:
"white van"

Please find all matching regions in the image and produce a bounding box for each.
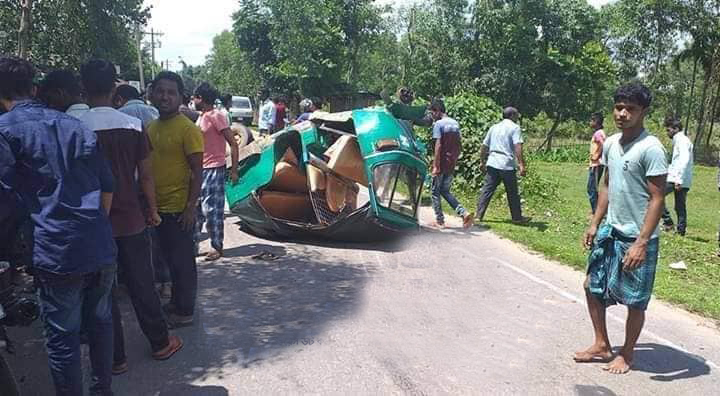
[229,96,254,125]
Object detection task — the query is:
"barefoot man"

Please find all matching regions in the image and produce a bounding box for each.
[576,82,668,374]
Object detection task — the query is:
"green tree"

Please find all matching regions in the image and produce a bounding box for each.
[203,30,259,96]
[232,0,384,97]
[0,0,149,77]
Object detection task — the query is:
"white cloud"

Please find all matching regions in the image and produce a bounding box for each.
[143,0,613,68]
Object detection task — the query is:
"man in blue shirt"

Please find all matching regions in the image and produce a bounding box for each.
[114,84,159,129]
[477,107,530,225]
[0,56,117,395]
[577,83,667,375]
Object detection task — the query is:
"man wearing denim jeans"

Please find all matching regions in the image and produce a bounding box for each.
[0,56,117,395]
[428,99,474,229]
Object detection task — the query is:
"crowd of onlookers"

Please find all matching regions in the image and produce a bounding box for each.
[2,52,720,393]
[0,55,245,395]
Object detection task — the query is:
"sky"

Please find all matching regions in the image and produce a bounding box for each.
[143,0,613,69]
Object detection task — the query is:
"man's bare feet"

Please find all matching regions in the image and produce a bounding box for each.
[573,344,613,362]
[462,212,475,229]
[603,354,632,374]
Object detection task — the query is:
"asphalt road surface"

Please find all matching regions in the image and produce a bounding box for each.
[5,209,720,395]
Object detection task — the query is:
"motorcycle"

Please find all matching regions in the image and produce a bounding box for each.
[0,215,40,396]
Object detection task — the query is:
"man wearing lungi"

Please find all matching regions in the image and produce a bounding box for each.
[575,83,668,374]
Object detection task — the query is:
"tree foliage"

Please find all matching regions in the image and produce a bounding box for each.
[0,0,149,78]
[231,0,383,96]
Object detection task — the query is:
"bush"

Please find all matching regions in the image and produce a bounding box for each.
[421,93,503,191]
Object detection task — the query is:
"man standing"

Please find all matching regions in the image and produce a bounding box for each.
[192,82,239,261]
[575,83,667,375]
[114,84,159,129]
[274,96,287,131]
[148,71,204,328]
[476,107,530,225]
[587,112,606,214]
[258,91,276,135]
[37,70,87,115]
[428,99,473,229]
[661,117,693,236]
[294,98,317,124]
[79,60,183,375]
[0,56,117,395]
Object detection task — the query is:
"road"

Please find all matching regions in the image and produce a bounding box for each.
[6,209,720,395]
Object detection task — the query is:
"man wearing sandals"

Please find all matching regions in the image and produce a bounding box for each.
[78,60,183,375]
[192,82,239,261]
[576,83,667,375]
[148,71,204,328]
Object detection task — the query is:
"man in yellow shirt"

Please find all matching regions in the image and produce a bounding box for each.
[147,71,204,328]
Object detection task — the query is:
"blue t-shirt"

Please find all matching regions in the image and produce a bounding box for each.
[601,130,668,239]
[0,101,117,274]
[483,119,523,171]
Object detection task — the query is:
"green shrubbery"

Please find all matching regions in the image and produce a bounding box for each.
[413,91,563,204]
[414,92,503,191]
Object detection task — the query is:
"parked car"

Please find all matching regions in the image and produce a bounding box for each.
[225,108,428,242]
[228,96,254,125]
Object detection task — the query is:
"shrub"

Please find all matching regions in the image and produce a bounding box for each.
[443,93,503,190]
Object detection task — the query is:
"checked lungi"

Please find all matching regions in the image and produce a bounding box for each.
[195,166,226,252]
[586,224,659,311]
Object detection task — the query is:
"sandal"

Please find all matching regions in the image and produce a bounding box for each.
[204,251,222,261]
[152,335,184,360]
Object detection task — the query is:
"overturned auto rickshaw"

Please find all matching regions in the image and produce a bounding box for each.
[225,108,429,242]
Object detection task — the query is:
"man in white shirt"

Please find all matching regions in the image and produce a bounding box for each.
[476,107,530,225]
[257,90,276,135]
[661,117,693,236]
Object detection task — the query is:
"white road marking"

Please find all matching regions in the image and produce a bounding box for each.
[458,247,720,370]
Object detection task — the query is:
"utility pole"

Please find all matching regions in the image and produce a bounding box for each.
[18,0,32,59]
[135,27,145,89]
[142,29,164,80]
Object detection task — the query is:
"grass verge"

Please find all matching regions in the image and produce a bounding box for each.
[445,161,720,321]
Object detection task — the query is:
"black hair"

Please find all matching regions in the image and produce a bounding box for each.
[39,70,82,98]
[80,59,117,96]
[664,117,683,130]
[398,87,414,105]
[115,84,141,101]
[429,98,445,113]
[221,93,232,108]
[503,106,519,119]
[193,82,219,104]
[591,112,604,126]
[613,82,652,108]
[0,56,36,100]
[151,71,185,94]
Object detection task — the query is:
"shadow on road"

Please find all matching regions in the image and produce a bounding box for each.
[8,244,370,395]
[574,384,617,396]
[158,384,229,395]
[629,343,712,381]
[111,244,369,394]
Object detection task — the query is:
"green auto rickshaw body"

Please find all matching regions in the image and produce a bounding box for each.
[225,107,428,242]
